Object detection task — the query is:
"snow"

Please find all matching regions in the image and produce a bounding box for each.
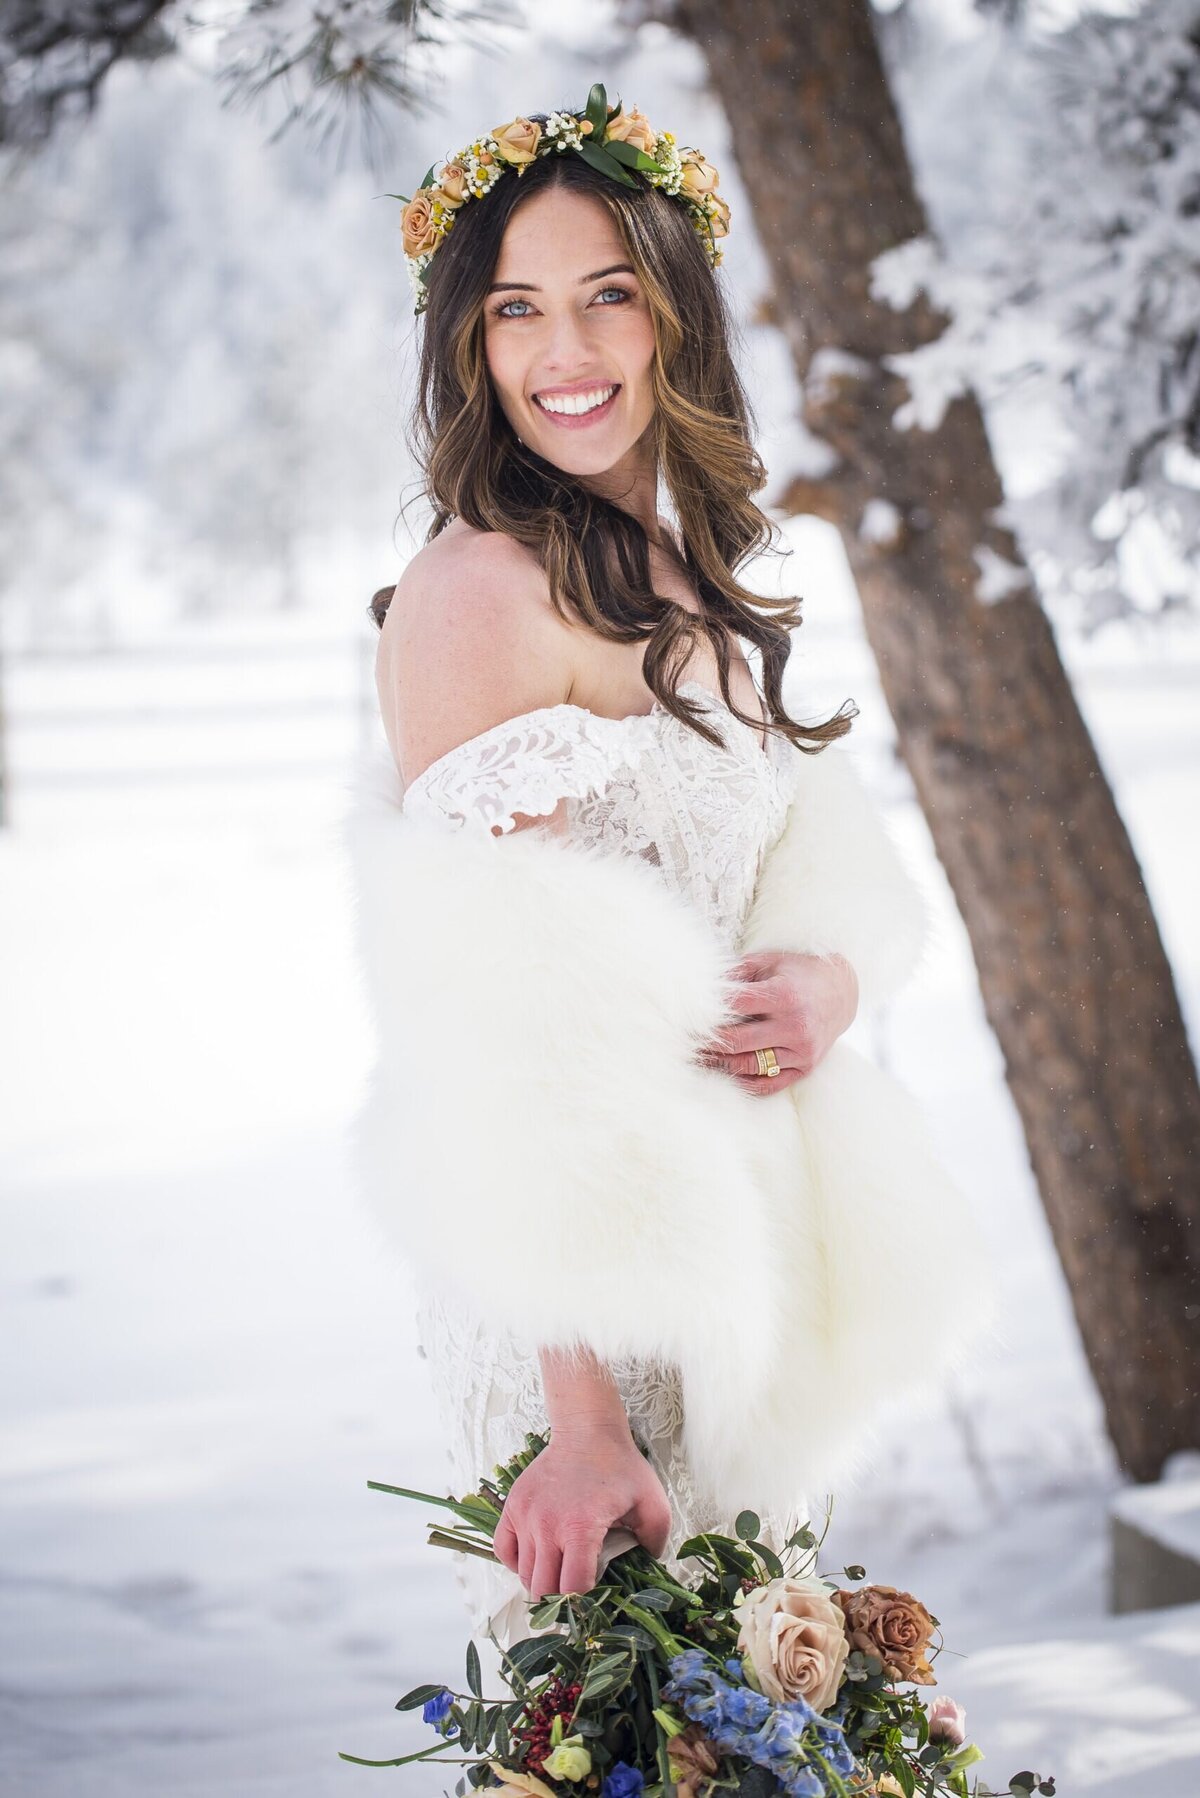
[973,545,1033,605]
[1111,1477,1200,1570]
[858,499,905,549]
[2,5,1200,1793]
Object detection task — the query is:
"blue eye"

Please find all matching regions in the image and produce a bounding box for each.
[490,286,632,320]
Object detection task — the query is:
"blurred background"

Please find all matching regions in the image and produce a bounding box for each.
[1,0,1198,1793]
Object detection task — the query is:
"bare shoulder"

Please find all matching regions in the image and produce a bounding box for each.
[376,522,576,790]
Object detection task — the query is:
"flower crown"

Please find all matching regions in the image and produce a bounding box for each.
[391,81,729,316]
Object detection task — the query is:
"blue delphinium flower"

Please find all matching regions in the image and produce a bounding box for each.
[660,1652,863,1797]
[666,1649,711,1688]
[814,1722,856,1779]
[723,1684,773,1730]
[421,1688,453,1726]
[724,1657,745,1682]
[601,1764,644,1798]
[781,1766,825,1798]
[754,1705,807,1764]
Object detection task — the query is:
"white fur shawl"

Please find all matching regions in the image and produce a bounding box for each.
[342,738,992,1515]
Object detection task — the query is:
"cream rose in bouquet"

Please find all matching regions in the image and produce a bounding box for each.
[733,1576,850,1712]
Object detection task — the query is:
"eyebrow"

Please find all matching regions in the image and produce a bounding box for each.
[486,262,636,295]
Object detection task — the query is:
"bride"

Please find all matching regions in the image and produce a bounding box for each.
[351,91,988,1668]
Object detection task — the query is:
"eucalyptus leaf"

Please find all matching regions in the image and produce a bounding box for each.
[395,1682,450,1712]
[747,1540,784,1579]
[735,1510,761,1541]
[600,1625,659,1653]
[503,1636,560,1676]
[627,1588,675,1611]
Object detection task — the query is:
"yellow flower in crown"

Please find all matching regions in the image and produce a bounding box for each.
[387,80,729,315]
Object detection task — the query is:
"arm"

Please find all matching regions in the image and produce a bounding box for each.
[493,1348,672,1600]
[375,533,670,1590]
[375,530,574,836]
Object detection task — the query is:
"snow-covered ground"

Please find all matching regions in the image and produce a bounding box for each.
[2,519,1197,1796]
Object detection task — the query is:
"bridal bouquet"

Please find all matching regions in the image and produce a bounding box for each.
[341,1434,1053,1798]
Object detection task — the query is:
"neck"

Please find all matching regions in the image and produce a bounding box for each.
[579,427,660,541]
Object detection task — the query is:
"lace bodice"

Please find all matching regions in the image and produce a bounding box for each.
[399,677,811,1653]
[401,678,801,954]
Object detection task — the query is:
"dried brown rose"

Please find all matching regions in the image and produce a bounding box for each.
[667,1722,721,1783]
[834,1584,937,1686]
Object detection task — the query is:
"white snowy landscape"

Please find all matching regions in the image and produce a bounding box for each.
[2,2,1199,1795]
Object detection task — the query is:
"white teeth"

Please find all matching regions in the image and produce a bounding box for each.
[535,384,617,416]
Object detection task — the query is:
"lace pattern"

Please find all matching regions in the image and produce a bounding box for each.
[402,680,808,1648]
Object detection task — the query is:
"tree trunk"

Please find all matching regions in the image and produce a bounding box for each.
[670,0,1200,1480]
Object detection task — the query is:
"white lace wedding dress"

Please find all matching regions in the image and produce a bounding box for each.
[399,678,811,1652]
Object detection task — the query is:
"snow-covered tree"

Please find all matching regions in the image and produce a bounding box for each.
[0,54,408,643]
[876,0,1200,630]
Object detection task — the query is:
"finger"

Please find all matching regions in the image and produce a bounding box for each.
[723,1047,796,1080]
[707,1019,779,1057]
[517,1521,537,1594]
[493,1512,518,1575]
[727,952,778,982]
[530,1534,563,1602]
[723,978,784,1015]
[733,1066,805,1098]
[624,1491,672,1560]
[559,1526,606,1596]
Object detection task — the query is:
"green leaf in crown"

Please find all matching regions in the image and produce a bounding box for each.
[575,139,639,189]
[583,80,610,141]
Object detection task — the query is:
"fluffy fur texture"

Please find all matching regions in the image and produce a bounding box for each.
[342,740,991,1515]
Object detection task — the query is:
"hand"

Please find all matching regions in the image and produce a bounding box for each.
[492,1422,672,1601]
[695,948,859,1097]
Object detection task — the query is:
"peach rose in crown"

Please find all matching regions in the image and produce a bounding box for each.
[605,105,657,156]
[400,190,441,258]
[706,193,731,239]
[834,1584,938,1686]
[733,1576,850,1713]
[491,118,542,167]
[679,152,721,201]
[435,160,470,208]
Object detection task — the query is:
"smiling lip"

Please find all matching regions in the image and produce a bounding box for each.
[532,384,621,429]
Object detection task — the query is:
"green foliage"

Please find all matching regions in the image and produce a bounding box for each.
[339,1436,1041,1798]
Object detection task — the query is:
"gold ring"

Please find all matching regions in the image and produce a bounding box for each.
[755,1047,781,1078]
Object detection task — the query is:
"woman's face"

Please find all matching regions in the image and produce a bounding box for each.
[483,187,657,485]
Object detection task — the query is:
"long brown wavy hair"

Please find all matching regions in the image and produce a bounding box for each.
[370,131,855,756]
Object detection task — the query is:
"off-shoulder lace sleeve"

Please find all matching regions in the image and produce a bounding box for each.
[400,704,648,837]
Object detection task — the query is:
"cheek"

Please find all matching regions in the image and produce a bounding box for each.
[484,334,523,407]
[619,317,657,402]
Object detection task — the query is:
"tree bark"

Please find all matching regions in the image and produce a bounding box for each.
[670,0,1200,1480]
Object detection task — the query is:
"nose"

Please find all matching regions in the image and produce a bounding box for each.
[538,304,599,372]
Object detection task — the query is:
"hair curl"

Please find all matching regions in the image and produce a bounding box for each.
[370,134,855,756]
